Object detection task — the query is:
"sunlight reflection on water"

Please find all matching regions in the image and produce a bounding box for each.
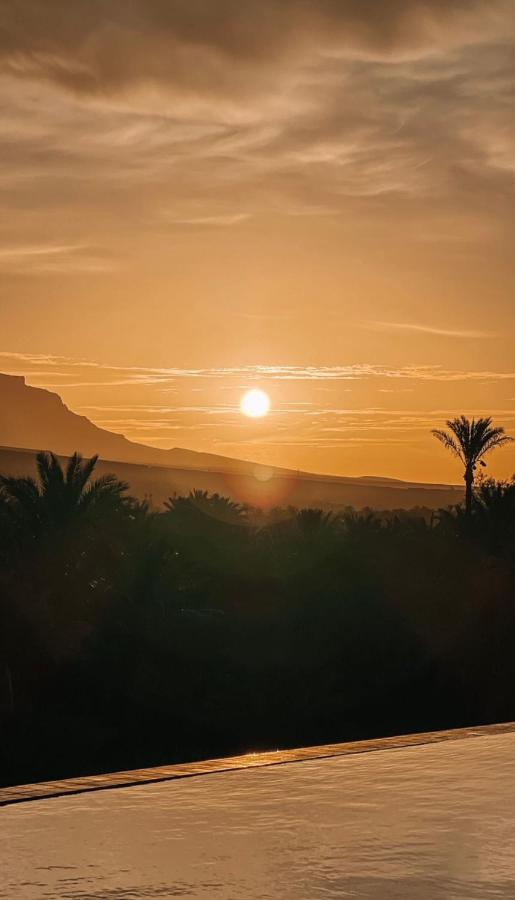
[2,732,515,899]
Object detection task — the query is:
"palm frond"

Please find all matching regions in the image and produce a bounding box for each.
[65,452,85,487]
[432,429,465,463]
[476,432,514,461]
[0,475,40,507]
[37,451,63,495]
[79,474,128,511]
[75,454,99,492]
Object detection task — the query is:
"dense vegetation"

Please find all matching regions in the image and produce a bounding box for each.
[1,450,515,787]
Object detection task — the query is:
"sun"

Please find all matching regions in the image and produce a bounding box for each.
[240,388,271,418]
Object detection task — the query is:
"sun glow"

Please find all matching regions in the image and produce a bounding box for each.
[240,388,271,418]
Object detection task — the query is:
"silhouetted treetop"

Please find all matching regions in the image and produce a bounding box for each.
[432,416,513,516]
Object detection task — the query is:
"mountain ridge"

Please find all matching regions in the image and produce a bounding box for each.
[0,372,463,508]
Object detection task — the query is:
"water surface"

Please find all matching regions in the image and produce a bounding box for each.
[2,731,515,898]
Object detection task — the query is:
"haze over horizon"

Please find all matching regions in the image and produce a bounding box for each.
[2,1,515,482]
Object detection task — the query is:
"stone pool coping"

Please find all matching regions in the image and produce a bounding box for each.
[2,720,514,808]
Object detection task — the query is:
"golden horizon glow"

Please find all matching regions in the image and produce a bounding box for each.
[1,4,515,482]
[240,389,271,419]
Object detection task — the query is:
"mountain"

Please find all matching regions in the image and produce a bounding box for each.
[0,372,263,474]
[0,373,463,509]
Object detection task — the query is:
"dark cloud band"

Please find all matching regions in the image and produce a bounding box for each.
[1,1,509,94]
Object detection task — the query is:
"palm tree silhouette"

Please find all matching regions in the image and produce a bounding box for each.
[295,508,334,536]
[432,416,513,517]
[165,490,246,526]
[0,451,128,534]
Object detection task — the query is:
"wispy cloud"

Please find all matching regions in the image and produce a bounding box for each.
[168,213,252,227]
[0,243,113,274]
[2,351,515,385]
[0,243,84,260]
[363,321,496,339]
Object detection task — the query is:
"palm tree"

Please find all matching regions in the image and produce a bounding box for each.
[295,508,334,537]
[0,451,128,536]
[432,417,513,517]
[165,490,246,526]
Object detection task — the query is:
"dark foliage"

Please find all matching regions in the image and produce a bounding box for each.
[1,454,515,787]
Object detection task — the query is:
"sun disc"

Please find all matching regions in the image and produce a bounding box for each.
[240,389,270,418]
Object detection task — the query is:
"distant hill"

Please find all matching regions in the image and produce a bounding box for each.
[0,372,266,474]
[0,373,463,510]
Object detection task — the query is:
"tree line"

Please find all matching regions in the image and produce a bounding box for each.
[0,416,514,787]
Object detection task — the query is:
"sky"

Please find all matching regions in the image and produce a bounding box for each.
[1,0,515,482]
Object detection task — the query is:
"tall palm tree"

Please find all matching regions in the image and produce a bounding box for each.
[432,416,513,517]
[0,451,128,535]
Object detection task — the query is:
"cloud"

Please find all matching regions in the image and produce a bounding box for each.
[0,242,114,274]
[1,5,514,248]
[2,351,515,386]
[1,2,511,98]
[168,212,251,227]
[0,242,83,259]
[364,320,496,338]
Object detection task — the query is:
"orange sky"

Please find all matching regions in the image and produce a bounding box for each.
[1,1,515,482]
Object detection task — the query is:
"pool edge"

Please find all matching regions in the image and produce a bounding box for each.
[2,720,515,807]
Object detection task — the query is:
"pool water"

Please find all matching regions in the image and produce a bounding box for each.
[2,731,515,899]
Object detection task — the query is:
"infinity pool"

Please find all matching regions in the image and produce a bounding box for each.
[2,731,515,899]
